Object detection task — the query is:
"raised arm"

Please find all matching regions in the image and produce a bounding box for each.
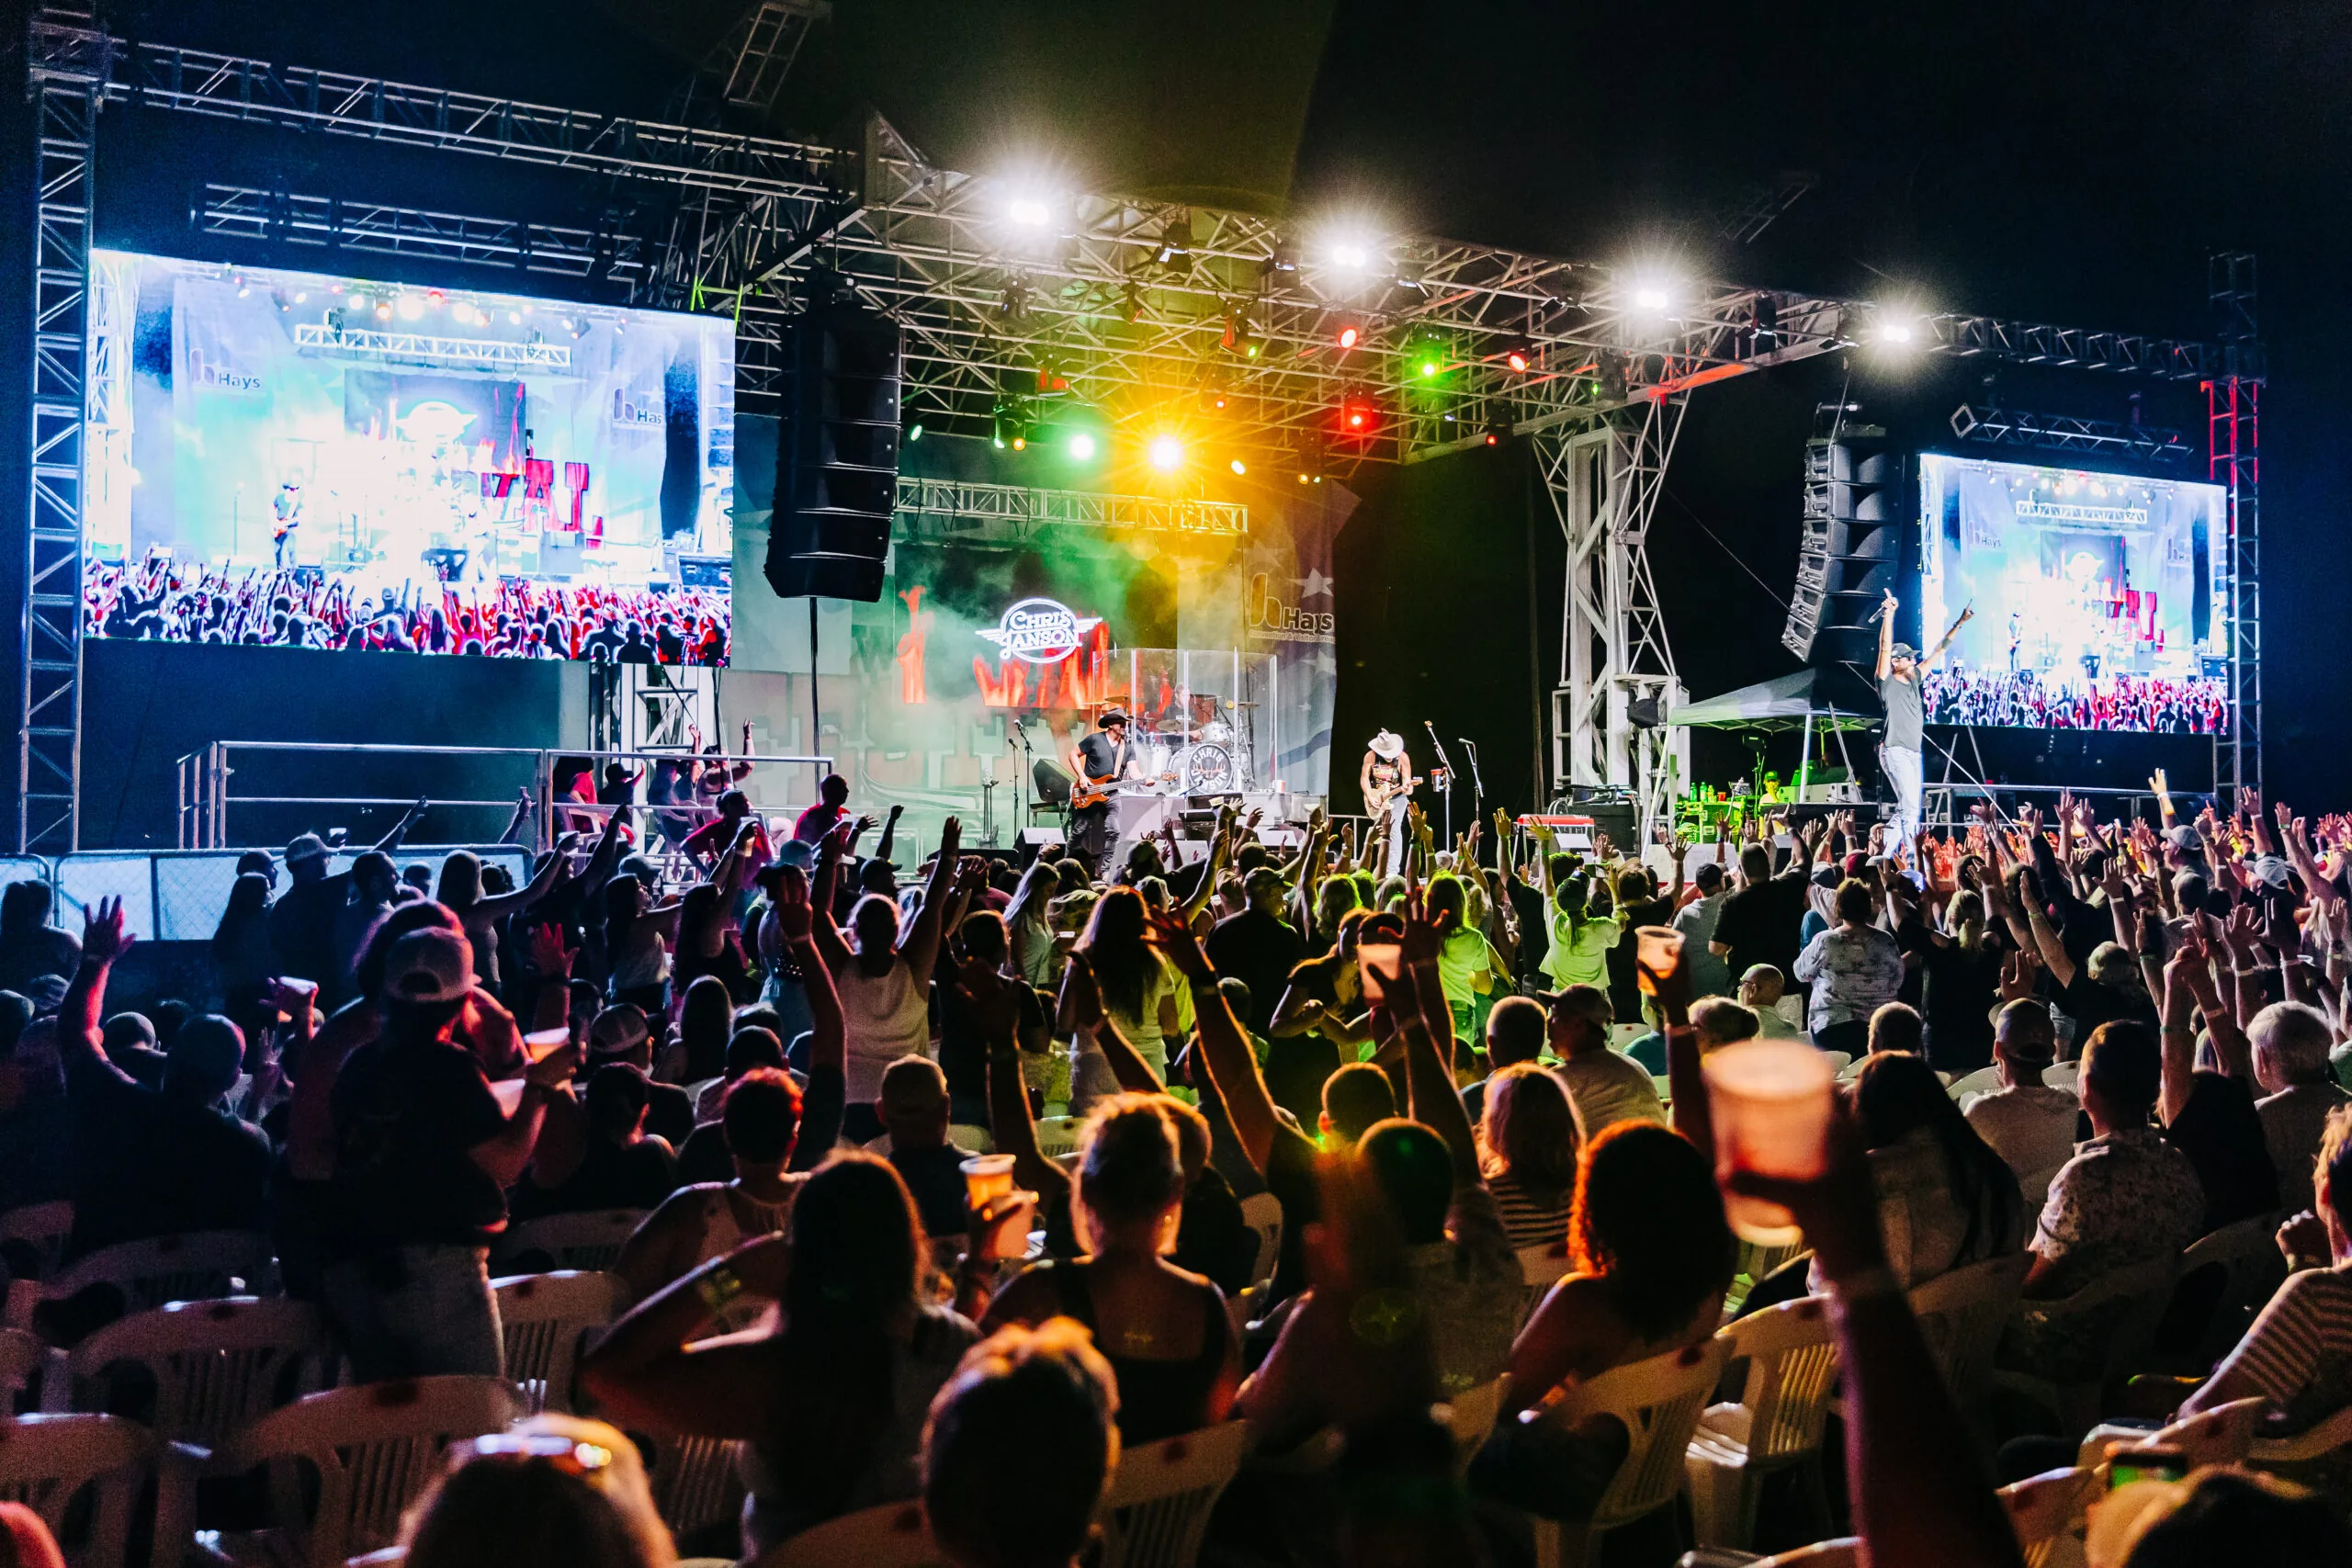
[1875,589,1897,682]
[473,836,577,921]
[967,958,1071,1203]
[374,795,429,855]
[899,815,962,983]
[808,820,854,974]
[1921,602,1973,670]
[2018,868,2077,989]
[1388,890,1479,1184]
[1147,905,1278,1175]
[59,897,134,1089]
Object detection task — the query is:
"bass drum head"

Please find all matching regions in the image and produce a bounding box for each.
[1181,742,1237,795]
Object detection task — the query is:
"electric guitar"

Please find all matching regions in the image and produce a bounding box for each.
[1069,772,1177,812]
[1364,775,1415,819]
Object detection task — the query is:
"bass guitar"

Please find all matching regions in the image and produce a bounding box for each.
[1069,772,1177,812]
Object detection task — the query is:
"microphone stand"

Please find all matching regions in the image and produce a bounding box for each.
[1458,738,1487,856]
[1008,717,1037,844]
[1424,721,1455,852]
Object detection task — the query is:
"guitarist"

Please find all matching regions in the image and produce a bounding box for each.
[1068,708,1139,874]
[1360,729,1418,874]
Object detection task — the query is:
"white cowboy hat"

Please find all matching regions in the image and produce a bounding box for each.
[1368,730,1405,760]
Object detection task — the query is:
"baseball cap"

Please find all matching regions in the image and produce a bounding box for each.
[382,929,473,1005]
[777,839,816,871]
[285,832,330,866]
[1888,642,1917,661]
[235,850,277,877]
[2165,824,2202,851]
[588,1004,651,1060]
[1532,983,1612,1026]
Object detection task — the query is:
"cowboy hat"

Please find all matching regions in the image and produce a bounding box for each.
[1368,729,1405,760]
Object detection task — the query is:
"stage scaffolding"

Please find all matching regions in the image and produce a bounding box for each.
[12,3,2256,850]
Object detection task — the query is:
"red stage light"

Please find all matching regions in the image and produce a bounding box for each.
[1506,346,1531,373]
[1336,322,1361,350]
[1338,394,1378,437]
[1484,430,1500,446]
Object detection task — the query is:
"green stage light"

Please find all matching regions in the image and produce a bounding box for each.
[908,423,924,442]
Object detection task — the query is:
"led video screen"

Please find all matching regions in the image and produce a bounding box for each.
[81,252,735,662]
[1917,454,2230,734]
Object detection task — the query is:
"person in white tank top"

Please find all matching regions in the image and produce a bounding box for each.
[809,813,966,1141]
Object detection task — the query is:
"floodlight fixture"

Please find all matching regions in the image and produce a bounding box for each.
[1148,434,1185,472]
[1067,432,1097,461]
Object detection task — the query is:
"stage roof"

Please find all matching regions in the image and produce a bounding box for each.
[1668,669,1881,733]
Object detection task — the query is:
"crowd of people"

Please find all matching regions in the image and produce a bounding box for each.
[84,550,730,662]
[4,768,2352,1568]
[1919,665,2231,734]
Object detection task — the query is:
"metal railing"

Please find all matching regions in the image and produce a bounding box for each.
[176,740,832,853]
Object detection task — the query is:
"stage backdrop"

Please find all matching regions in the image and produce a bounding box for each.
[726,418,1347,846]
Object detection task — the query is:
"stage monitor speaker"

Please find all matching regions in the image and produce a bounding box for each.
[766,294,902,603]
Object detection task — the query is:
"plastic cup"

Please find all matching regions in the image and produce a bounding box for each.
[1702,1040,1837,1246]
[960,1154,1017,1207]
[522,1027,571,1064]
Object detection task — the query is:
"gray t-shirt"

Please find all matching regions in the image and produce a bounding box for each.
[1880,671,1923,750]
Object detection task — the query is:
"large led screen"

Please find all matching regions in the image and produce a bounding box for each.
[1917,454,2229,734]
[81,252,734,662]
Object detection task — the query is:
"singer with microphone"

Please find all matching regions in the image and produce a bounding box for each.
[1876,588,1971,863]
[1361,729,1418,875]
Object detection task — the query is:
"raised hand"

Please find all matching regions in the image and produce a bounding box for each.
[2223,903,2266,962]
[526,922,574,976]
[82,895,132,966]
[769,864,813,942]
[955,955,1024,1040]
[1139,904,1215,984]
[1998,947,2041,1003]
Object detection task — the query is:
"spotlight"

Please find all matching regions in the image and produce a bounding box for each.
[1148,434,1184,472]
[1008,195,1054,228]
[1631,285,1670,311]
[293,290,309,304]
[1229,457,1247,476]
[396,293,424,321]
[346,292,365,310]
[1338,393,1378,437]
[908,423,924,443]
[1155,213,1194,265]
[1873,308,1923,349]
[1067,432,1097,461]
[1334,319,1363,351]
[1503,340,1532,373]
[425,289,446,309]
[1482,417,1512,447]
[1222,311,1260,358]
[1263,241,1299,276]
[233,275,250,298]
[510,310,524,324]
[1413,343,1445,378]
[1011,433,1027,451]
[375,299,393,321]
[1328,237,1374,271]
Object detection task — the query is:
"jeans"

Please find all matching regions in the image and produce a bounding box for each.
[1883,743,1924,859]
[1382,795,1411,875]
[321,1243,504,1383]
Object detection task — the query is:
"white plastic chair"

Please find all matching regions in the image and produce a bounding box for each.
[1687,1297,1842,1551]
[2016,1161,2066,1217]
[1906,1251,2032,1429]
[1516,1337,1732,1568]
[1946,1066,2004,1101]
[488,1209,648,1275]
[0,1413,158,1568]
[752,1500,940,1568]
[0,1201,74,1280]
[646,1431,748,1541]
[2041,1061,2080,1097]
[493,1271,627,1416]
[1238,1194,1283,1293]
[1518,1241,1571,1325]
[2248,1402,2352,1467]
[1442,1375,1510,1481]
[10,1231,274,1328]
[1995,1253,2182,1436]
[1996,1465,2098,1568]
[1754,1542,1860,1568]
[1095,1420,1250,1568]
[51,1296,327,1455]
[217,1375,526,1568]
[2173,1213,2287,1370]
[1818,1052,1852,1077]
[1033,1116,1081,1159]
[2077,1396,2265,1475]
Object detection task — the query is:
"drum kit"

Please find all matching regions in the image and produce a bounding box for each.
[1136,699,1252,795]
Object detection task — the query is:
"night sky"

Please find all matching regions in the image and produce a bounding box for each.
[18,1,2349,821]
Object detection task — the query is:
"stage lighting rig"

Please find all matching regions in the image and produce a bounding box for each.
[1221,309,1261,358]
[1155,213,1195,267]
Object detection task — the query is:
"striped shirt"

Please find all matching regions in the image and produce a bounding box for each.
[2209,1264,2352,1433]
[1487,1168,1573,1251]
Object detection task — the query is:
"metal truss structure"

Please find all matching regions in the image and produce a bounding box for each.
[2207,253,2263,804]
[289,322,574,369]
[10,8,2256,847]
[1948,403,2193,466]
[894,478,1248,545]
[18,8,105,854]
